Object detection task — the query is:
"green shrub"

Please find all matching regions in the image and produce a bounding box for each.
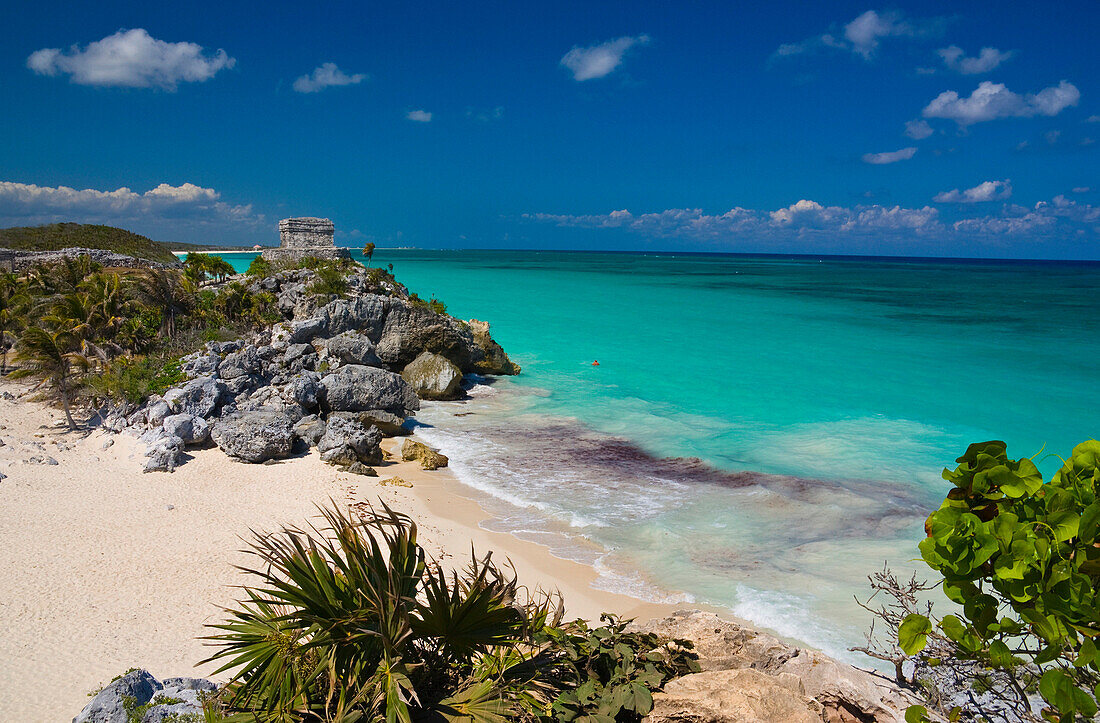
[409,292,447,315]
[85,356,186,403]
[308,265,349,298]
[244,256,272,278]
[895,440,1100,722]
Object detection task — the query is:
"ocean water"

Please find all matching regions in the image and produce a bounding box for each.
[211,249,1100,660]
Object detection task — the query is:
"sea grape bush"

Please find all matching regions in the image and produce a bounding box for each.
[899,440,1100,722]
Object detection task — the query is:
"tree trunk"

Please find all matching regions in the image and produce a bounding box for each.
[60,380,76,430]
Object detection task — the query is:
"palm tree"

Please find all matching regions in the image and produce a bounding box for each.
[11,325,86,428]
[0,272,29,376]
[208,256,236,283]
[363,242,376,267]
[131,268,194,337]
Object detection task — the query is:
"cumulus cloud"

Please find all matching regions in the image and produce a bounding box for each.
[1073,187,1091,194]
[406,109,432,122]
[0,181,262,241]
[773,10,941,61]
[1087,115,1100,123]
[862,147,918,164]
[26,28,234,90]
[528,195,1099,248]
[933,180,1012,203]
[922,80,1080,126]
[937,45,1015,74]
[466,106,504,122]
[904,119,934,139]
[560,35,650,81]
[293,62,366,93]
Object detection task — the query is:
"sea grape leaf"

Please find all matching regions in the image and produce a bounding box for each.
[898,614,932,655]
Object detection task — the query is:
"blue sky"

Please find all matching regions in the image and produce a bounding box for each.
[1,0,1097,258]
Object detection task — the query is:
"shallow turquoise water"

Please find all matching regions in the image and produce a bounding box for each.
[209,249,1100,657]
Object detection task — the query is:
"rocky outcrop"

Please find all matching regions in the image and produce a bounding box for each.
[636,611,924,723]
[321,365,420,417]
[73,669,213,723]
[401,439,449,470]
[401,351,463,400]
[211,411,295,463]
[106,262,517,472]
[4,246,177,272]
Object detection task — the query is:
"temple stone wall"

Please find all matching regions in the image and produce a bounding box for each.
[263,217,349,262]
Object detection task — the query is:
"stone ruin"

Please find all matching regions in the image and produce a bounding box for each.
[262,217,351,263]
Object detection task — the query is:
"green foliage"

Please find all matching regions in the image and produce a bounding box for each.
[245,256,273,278]
[901,440,1100,722]
[84,356,186,403]
[408,292,447,315]
[307,265,349,298]
[203,503,695,723]
[540,614,699,721]
[0,222,207,264]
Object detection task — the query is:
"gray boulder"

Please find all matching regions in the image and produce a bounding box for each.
[331,409,410,436]
[321,295,388,338]
[144,434,185,473]
[179,350,219,378]
[219,346,263,380]
[318,416,383,467]
[288,316,325,344]
[74,669,162,723]
[211,411,295,463]
[283,343,313,364]
[288,372,321,410]
[375,301,474,370]
[163,376,226,418]
[293,415,326,447]
[320,365,420,417]
[162,414,210,445]
[401,351,463,400]
[325,331,383,367]
[145,400,171,427]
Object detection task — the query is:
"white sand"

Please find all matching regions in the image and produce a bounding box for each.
[0,381,668,721]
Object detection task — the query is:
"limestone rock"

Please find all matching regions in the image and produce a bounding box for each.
[163,376,226,418]
[144,433,185,473]
[73,669,162,723]
[328,409,409,436]
[322,296,388,339]
[293,415,326,447]
[162,414,210,445]
[375,302,473,371]
[647,668,823,723]
[146,400,171,427]
[346,462,377,476]
[219,346,264,380]
[320,364,420,417]
[400,439,448,469]
[325,331,383,367]
[401,351,463,400]
[288,371,322,410]
[467,319,521,375]
[211,411,295,463]
[318,416,383,467]
[179,350,219,378]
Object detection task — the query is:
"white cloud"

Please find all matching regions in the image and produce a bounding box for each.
[922,80,1080,126]
[466,106,504,122]
[560,35,650,81]
[773,10,941,61]
[293,62,366,93]
[529,196,1099,248]
[1072,187,1091,194]
[0,181,262,241]
[1087,115,1100,123]
[937,45,1015,74]
[26,28,234,90]
[933,180,1012,203]
[406,109,432,122]
[904,119,934,139]
[1045,130,1062,145]
[862,147,917,164]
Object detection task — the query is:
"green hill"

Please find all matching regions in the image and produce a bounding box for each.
[0,223,214,264]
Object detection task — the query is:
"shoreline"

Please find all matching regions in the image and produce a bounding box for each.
[0,379,672,721]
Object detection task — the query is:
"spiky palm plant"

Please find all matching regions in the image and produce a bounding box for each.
[131,268,194,337]
[0,271,29,375]
[204,503,558,723]
[10,325,87,428]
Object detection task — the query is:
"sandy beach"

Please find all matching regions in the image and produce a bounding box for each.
[0,380,668,722]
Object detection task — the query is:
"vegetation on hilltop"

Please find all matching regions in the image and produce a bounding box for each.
[0,223,213,264]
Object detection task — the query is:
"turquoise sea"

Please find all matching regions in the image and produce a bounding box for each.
[209,249,1100,660]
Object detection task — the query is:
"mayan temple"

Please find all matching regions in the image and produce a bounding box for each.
[261,217,351,262]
